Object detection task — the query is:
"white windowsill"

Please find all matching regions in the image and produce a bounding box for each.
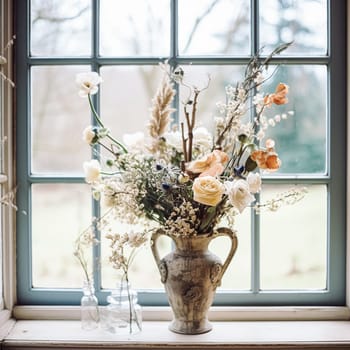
[2,319,350,349]
[0,306,347,349]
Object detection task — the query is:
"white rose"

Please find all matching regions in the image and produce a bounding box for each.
[123,132,145,152]
[83,159,101,184]
[193,127,213,151]
[76,72,103,98]
[163,130,183,152]
[192,176,225,207]
[247,173,261,194]
[225,179,255,213]
[82,126,96,144]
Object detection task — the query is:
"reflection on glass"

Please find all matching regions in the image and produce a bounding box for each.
[260,185,327,290]
[178,0,250,55]
[100,0,170,56]
[32,184,92,288]
[259,0,327,55]
[260,65,327,174]
[31,0,91,56]
[100,66,163,142]
[31,66,91,174]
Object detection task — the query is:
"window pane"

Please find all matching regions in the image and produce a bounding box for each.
[214,211,251,290]
[177,64,326,162]
[178,65,247,131]
[100,66,163,141]
[259,0,327,55]
[262,65,327,175]
[32,184,92,288]
[31,66,91,174]
[260,184,327,290]
[178,0,250,55]
[100,0,170,56]
[31,0,91,56]
[100,214,251,291]
[101,223,169,290]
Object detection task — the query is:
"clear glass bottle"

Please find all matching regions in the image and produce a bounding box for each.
[105,280,142,334]
[81,280,99,330]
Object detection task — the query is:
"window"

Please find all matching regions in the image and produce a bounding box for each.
[15,0,346,306]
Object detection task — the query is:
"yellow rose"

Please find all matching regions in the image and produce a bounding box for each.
[192,176,225,206]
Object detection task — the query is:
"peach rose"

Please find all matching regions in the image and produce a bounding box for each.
[250,139,281,172]
[264,83,289,106]
[251,150,281,172]
[186,150,229,177]
[192,176,225,206]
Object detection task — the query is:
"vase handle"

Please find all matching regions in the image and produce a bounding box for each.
[150,228,168,283]
[212,227,238,283]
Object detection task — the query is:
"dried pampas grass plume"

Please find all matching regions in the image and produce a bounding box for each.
[148,63,176,145]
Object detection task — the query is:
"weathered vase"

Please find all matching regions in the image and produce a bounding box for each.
[151,227,238,334]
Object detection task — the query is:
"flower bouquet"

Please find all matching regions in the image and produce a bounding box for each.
[76,42,306,334]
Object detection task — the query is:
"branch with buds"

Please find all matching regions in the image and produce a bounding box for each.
[171,67,211,163]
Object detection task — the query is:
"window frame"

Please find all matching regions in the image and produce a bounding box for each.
[14,0,347,307]
[1,0,15,314]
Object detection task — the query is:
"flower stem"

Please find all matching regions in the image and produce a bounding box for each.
[88,94,104,128]
[88,94,128,154]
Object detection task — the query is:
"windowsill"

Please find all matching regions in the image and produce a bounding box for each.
[1,307,350,349]
[2,319,350,349]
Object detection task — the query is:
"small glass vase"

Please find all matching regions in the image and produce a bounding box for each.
[105,280,142,334]
[80,280,99,330]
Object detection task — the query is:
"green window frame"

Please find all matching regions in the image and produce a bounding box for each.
[15,0,346,306]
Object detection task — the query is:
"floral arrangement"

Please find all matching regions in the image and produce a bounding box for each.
[75,42,306,284]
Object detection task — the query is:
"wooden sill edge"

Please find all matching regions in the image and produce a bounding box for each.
[12,305,350,321]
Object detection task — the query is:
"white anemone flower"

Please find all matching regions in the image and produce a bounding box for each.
[82,125,96,144]
[76,72,103,98]
[83,159,101,184]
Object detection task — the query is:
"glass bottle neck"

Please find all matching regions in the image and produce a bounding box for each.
[83,281,95,295]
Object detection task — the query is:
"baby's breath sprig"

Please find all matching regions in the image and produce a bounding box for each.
[73,222,100,284]
[254,187,308,214]
[215,42,293,149]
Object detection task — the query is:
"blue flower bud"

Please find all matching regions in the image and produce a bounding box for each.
[234,165,245,178]
[162,183,171,191]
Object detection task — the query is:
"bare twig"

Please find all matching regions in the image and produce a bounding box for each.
[182,0,222,53]
[32,6,89,25]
